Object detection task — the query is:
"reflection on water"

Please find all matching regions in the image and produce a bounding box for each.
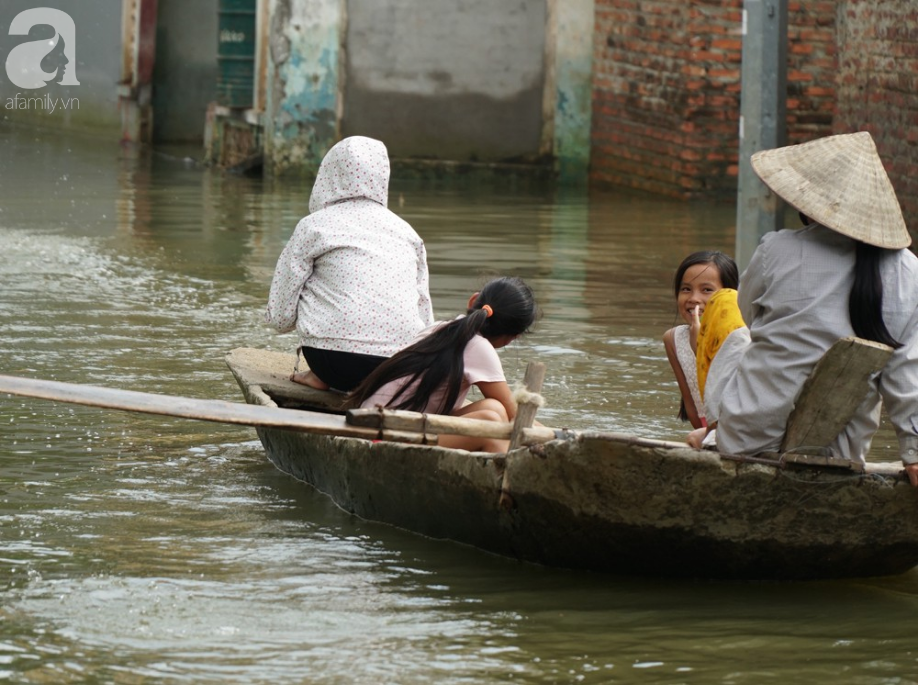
[1,123,916,683]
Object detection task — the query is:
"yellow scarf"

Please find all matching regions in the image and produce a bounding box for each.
[696,288,746,399]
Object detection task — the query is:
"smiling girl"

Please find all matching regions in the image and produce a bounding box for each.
[662,251,739,429]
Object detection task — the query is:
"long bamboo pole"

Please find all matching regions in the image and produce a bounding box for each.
[0,374,555,445]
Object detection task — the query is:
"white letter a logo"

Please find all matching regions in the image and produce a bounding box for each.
[6,8,80,89]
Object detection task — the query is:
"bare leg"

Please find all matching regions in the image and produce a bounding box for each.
[454,398,509,421]
[439,401,510,453]
[289,370,330,390]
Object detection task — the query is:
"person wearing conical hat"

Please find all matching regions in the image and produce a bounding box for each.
[697,131,918,485]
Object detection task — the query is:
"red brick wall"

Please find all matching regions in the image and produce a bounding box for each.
[835,0,918,231]
[786,2,838,142]
[592,0,740,198]
[591,0,837,199]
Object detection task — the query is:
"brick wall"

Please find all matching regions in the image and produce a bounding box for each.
[592,0,739,198]
[591,0,837,199]
[786,1,838,142]
[835,0,918,231]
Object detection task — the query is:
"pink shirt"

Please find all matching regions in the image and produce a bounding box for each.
[360,332,505,414]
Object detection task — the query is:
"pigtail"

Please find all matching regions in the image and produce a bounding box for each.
[396,308,491,413]
[345,307,491,413]
[345,277,537,414]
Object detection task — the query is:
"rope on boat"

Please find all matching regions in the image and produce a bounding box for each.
[375,405,385,442]
[512,384,544,408]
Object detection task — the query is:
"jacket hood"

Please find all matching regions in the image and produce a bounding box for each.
[308,136,390,214]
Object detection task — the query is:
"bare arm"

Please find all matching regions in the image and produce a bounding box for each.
[663,327,703,429]
[475,380,517,421]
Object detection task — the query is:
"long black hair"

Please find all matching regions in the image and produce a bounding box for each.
[671,251,739,421]
[850,242,902,348]
[798,213,901,349]
[672,250,739,297]
[346,277,537,413]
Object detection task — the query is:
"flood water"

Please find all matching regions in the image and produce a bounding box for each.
[2,123,917,684]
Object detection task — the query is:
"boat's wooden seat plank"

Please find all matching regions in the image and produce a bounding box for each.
[346,407,558,444]
[781,336,893,454]
[225,348,346,411]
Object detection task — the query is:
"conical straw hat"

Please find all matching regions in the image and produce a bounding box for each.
[750,131,911,249]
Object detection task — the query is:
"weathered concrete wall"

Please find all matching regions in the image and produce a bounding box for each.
[262,0,342,174]
[152,0,219,143]
[0,0,122,132]
[549,0,596,181]
[260,0,595,177]
[835,0,918,233]
[342,0,547,163]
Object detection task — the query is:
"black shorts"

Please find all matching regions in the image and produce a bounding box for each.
[301,347,387,393]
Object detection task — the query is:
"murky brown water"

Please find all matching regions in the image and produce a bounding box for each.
[1,123,917,683]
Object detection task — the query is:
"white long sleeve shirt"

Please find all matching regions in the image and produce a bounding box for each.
[715,224,918,465]
[265,136,434,356]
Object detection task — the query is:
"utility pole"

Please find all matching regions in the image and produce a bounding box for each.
[735,0,788,271]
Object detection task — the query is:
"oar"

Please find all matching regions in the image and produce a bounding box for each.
[0,373,421,439]
[0,375,707,452]
[0,374,549,445]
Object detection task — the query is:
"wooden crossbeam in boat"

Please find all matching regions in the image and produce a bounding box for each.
[781,336,893,455]
[346,406,557,445]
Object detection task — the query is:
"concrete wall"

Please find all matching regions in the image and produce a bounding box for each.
[261,0,594,178]
[550,0,596,181]
[263,0,342,174]
[0,0,122,132]
[342,0,547,163]
[152,0,219,143]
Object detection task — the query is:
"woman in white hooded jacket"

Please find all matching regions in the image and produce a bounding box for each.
[265,136,434,392]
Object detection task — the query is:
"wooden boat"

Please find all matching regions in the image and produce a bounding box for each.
[225,347,918,581]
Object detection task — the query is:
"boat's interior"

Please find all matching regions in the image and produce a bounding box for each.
[227,347,348,414]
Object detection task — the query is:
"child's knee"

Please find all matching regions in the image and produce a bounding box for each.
[476,399,509,421]
[477,409,504,424]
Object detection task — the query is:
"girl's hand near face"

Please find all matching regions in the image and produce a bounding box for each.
[689,305,701,353]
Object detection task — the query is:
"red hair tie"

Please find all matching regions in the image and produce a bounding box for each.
[481,304,494,318]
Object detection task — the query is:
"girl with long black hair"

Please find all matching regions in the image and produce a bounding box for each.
[346,277,537,453]
[662,250,739,428]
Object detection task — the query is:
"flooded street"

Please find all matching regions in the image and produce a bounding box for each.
[2,123,917,683]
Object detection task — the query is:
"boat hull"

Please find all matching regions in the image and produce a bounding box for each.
[228,348,918,580]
